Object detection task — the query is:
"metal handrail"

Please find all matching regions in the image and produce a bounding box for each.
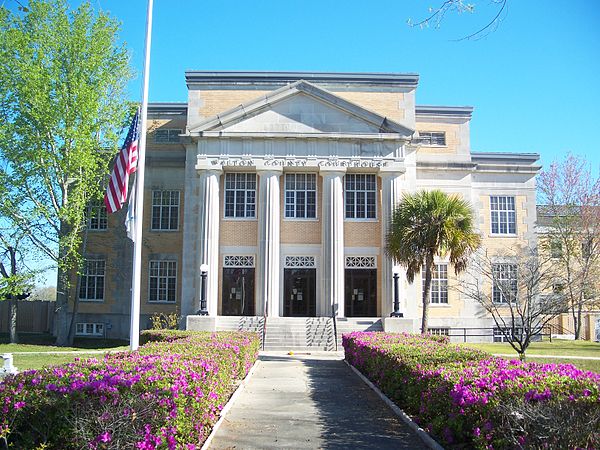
[332,310,338,351]
[261,314,267,351]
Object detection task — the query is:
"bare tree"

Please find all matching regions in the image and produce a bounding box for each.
[537,154,600,339]
[408,0,509,41]
[457,247,567,359]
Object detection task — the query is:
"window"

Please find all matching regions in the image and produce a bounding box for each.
[492,263,518,304]
[224,173,256,218]
[87,202,107,230]
[421,263,449,304]
[154,128,181,143]
[76,323,105,337]
[149,260,177,303]
[419,131,446,146]
[345,174,376,219]
[428,327,450,336]
[582,238,593,259]
[550,240,563,259]
[79,260,105,301]
[285,173,317,219]
[490,196,516,235]
[151,191,180,230]
[494,327,523,343]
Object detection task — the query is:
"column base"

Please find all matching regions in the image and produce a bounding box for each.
[186,315,216,332]
[383,317,418,333]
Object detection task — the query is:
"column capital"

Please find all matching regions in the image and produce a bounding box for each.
[319,165,347,176]
[196,158,222,174]
[255,167,283,177]
[378,163,405,178]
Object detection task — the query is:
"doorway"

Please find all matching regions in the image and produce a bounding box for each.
[345,269,377,317]
[283,268,316,317]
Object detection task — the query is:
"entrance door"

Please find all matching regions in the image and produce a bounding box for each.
[284,268,316,317]
[222,267,255,316]
[345,269,377,317]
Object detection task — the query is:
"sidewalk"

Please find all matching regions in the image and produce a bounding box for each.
[208,351,427,449]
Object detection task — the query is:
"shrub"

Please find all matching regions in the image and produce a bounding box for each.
[343,332,600,449]
[0,331,259,449]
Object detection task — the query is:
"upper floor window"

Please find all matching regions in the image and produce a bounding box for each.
[581,238,593,259]
[345,174,376,219]
[154,128,181,143]
[224,173,256,218]
[419,131,446,146]
[152,190,180,230]
[422,263,448,304]
[285,173,317,219]
[79,259,105,301]
[492,263,518,304]
[87,202,107,230]
[550,240,563,259]
[490,196,516,235]
[148,260,177,303]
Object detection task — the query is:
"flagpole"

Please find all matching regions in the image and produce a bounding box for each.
[130,0,153,351]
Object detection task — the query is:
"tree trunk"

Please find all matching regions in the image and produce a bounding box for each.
[55,220,72,347]
[9,295,18,344]
[421,254,434,334]
[575,296,583,340]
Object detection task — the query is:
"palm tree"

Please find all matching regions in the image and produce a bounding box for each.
[386,190,480,333]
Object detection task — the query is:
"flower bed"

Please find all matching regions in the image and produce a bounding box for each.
[0,330,259,449]
[343,332,600,449]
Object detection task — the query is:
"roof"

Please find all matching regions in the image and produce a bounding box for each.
[415,105,474,118]
[185,71,420,89]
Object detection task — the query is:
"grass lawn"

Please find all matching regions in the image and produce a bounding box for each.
[1,333,129,371]
[459,340,600,373]
[11,352,119,371]
[459,339,600,358]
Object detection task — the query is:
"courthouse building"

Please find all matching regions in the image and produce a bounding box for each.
[76,71,539,341]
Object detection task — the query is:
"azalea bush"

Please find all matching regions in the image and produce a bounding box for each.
[0,330,259,449]
[343,332,600,449]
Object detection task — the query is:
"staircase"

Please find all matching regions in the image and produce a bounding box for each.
[263,317,335,351]
[214,316,383,351]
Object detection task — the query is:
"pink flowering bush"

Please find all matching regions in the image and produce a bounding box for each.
[0,331,259,449]
[344,332,600,449]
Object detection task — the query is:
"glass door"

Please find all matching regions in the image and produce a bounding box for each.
[283,268,316,317]
[345,269,377,317]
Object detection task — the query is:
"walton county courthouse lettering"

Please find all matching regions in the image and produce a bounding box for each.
[74,72,539,343]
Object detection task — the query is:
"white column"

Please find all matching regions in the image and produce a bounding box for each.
[256,168,282,317]
[380,168,404,317]
[197,163,222,316]
[320,167,346,317]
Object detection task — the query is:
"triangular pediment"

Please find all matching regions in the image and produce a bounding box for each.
[188,80,414,137]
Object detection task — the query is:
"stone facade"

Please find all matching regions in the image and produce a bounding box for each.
[75,72,540,341]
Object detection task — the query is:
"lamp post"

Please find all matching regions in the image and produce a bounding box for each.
[390,265,403,317]
[199,263,208,315]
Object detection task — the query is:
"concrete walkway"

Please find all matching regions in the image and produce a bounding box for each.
[209,351,427,449]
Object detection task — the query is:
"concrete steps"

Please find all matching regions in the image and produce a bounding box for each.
[213,315,383,351]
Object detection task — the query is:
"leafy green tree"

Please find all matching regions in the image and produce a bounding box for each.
[386,190,480,333]
[0,0,132,345]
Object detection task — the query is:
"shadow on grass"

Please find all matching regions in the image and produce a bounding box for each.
[0,333,128,349]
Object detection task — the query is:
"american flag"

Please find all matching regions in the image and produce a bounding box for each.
[104,109,140,213]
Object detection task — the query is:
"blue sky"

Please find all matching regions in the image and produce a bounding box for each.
[90,0,600,172]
